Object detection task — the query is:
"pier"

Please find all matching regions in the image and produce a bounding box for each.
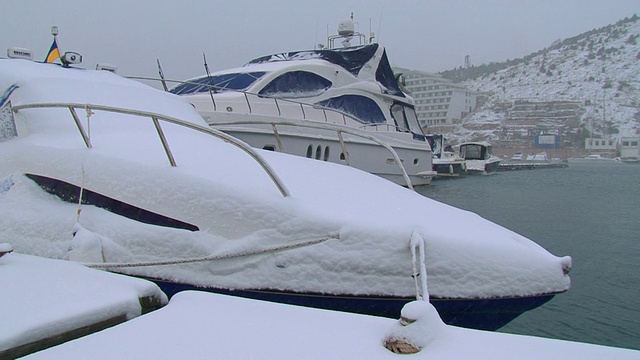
[498,160,568,171]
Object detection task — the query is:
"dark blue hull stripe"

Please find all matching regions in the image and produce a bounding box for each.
[26,174,199,231]
[147,278,555,331]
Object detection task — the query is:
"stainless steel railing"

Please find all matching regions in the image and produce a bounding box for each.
[128,76,399,129]
[212,118,415,190]
[11,102,291,197]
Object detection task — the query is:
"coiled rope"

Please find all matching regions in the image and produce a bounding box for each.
[83,234,338,269]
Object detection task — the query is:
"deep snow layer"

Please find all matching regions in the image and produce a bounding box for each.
[0,59,571,300]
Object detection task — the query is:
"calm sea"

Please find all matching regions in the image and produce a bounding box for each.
[417,163,640,351]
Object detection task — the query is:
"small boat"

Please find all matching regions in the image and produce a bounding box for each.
[499,151,568,171]
[426,134,466,177]
[169,18,436,187]
[458,141,501,174]
[0,56,571,331]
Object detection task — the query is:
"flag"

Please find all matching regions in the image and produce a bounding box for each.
[45,38,60,63]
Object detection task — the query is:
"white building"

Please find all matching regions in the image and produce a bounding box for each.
[394,67,479,132]
[584,137,617,153]
[620,137,640,161]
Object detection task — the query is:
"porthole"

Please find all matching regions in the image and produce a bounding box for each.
[413,158,419,165]
[263,145,276,151]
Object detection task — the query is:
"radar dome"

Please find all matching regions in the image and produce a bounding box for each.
[337,19,355,36]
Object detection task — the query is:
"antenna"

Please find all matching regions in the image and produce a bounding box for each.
[157,59,168,92]
[203,52,211,78]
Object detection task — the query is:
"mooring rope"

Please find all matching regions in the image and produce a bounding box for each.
[75,105,94,224]
[410,231,429,301]
[83,234,338,269]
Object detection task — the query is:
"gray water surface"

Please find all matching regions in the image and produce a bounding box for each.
[417,163,640,350]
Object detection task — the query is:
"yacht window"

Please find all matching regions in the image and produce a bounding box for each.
[391,103,409,131]
[404,106,424,136]
[462,145,483,160]
[317,95,386,124]
[390,103,426,139]
[258,71,331,98]
[170,72,267,95]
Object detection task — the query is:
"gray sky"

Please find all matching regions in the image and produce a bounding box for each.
[2,0,639,83]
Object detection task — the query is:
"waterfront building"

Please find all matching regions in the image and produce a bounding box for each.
[394,67,479,133]
[620,137,640,161]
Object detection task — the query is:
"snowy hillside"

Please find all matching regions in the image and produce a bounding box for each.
[444,15,640,145]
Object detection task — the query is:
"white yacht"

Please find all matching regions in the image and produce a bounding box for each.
[169,24,436,187]
[426,134,466,177]
[0,57,572,331]
[458,141,501,175]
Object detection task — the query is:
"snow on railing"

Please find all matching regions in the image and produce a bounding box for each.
[11,102,291,197]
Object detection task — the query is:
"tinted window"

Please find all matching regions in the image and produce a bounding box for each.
[316,95,386,124]
[258,71,331,98]
[170,72,267,95]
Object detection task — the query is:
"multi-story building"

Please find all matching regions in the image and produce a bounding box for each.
[394,67,479,133]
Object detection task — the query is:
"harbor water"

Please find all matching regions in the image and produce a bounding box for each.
[417,163,640,351]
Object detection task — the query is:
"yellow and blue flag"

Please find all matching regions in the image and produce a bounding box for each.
[44,38,60,63]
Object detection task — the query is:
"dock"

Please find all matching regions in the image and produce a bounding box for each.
[0,249,167,359]
[2,249,639,359]
[498,160,568,171]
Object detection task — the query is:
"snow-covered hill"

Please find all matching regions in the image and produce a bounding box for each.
[444,14,640,145]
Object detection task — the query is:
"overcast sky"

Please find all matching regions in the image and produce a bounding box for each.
[2,0,639,84]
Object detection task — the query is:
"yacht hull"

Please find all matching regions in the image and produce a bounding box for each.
[218,126,435,186]
[433,162,466,177]
[149,278,555,331]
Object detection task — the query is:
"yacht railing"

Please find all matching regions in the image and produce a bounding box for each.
[11,102,291,197]
[211,118,415,190]
[129,76,406,131]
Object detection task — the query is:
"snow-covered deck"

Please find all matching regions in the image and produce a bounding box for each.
[0,248,167,358]
[2,249,637,359]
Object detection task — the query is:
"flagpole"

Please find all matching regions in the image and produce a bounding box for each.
[45,26,61,63]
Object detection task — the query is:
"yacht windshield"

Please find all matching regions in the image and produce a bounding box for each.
[391,103,426,139]
[316,95,386,124]
[170,72,267,95]
[461,144,486,160]
[258,71,332,98]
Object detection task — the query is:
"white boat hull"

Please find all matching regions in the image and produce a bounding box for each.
[216,124,435,186]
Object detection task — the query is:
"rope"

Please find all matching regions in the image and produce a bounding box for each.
[384,338,420,354]
[410,231,429,301]
[75,106,94,224]
[84,234,338,269]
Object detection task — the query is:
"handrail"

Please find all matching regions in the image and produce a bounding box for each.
[128,75,384,128]
[11,102,291,197]
[212,118,415,190]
